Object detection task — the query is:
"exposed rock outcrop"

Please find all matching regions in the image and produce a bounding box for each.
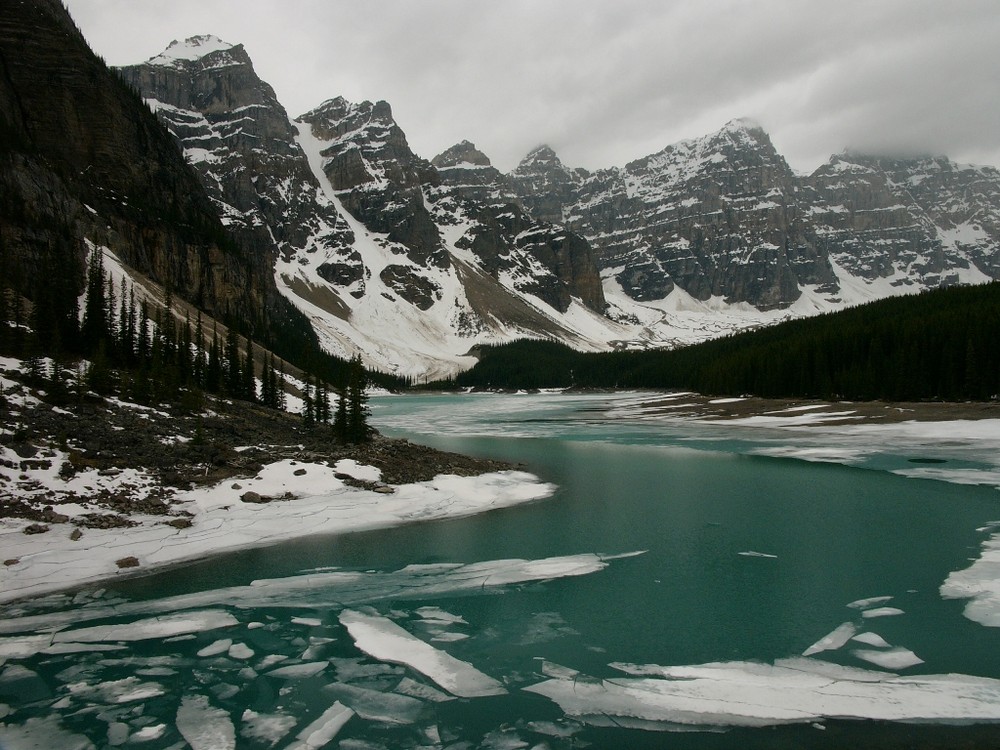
[0,5,315,353]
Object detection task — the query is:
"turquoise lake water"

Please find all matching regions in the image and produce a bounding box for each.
[3,392,1000,749]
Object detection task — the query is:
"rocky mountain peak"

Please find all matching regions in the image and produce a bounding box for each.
[515,144,566,173]
[510,145,584,225]
[432,140,492,168]
[146,35,244,68]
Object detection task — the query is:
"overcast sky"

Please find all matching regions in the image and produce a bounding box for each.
[64,0,1000,174]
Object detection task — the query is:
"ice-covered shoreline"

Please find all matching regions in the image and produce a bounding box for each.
[0,460,555,605]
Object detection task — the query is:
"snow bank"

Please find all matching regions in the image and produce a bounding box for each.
[0,464,556,604]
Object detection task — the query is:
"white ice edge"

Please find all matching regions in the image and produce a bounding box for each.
[942,531,1000,627]
[0,550,640,644]
[0,465,556,604]
[527,656,1000,728]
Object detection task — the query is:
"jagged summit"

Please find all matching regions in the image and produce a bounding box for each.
[721,116,765,132]
[145,35,239,67]
[516,144,565,171]
[432,140,492,168]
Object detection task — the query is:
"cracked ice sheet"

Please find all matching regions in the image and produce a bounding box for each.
[526,657,1000,729]
[942,532,1000,627]
[339,609,506,698]
[0,552,638,639]
[0,467,555,605]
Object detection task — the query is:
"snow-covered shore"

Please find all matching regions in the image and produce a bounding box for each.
[0,459,555,605]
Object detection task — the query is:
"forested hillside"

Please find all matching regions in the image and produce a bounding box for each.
[451,283,1000,401]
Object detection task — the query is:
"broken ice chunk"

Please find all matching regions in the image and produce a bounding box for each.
[861,607,905,619]
[847,595,893,609]
[0,716,94,750]
[66,676,163,704]
[415,606,468,625]
[285,701,354,749]
[54,610,238,643]
[323,681,424,724]
[852,632,892,648]
[265,661,328,679]
[394,676,455,703]
[339,609,506,698]
[240,709,297,745]
[802,623,857,656]
[853,647,925,670]
[176,694,235,750]
[197,638,233,657]
[228,642,254,660]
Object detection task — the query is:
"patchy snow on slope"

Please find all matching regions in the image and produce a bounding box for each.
[146,35,236,67]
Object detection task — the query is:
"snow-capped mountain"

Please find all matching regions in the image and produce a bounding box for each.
[119,36,1000,379]
[509,121,1000,311]
[121,38,621,380]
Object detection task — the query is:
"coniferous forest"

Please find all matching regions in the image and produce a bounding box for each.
[0,250,373,442]
[447,282,1000,402]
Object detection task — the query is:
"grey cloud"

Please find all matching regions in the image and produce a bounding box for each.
[65,0,1000,173]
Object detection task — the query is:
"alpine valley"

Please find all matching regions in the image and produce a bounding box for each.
[114,34,1000,381]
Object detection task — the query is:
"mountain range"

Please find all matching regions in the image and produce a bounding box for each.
[4,9,999,382]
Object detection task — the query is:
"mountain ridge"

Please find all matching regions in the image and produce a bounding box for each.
[116,34,1000,378]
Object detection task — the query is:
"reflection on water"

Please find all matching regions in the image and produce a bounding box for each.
[3,392,1000,748]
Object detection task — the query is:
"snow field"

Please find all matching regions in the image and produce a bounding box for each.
[0,455,555,604]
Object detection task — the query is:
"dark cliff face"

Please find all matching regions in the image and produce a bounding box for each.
[0,2,308,346]
[511,122,1000,310]
[511,145,585,226]
[433,142,605,313]
[298,97,448,271]
[118,37,355,274]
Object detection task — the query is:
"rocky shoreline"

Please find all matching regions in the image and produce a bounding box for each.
[0,365,513,534]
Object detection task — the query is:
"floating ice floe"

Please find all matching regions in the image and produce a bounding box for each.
[852,632,892,648]
[847,595,894,609]
[0,716,94,750]
[240,709,297,746]
[176,694,235,750]
[323,682,424,724]
[525,657,1000,729]
[197,638,233,657]
[265,661,328,680]
[0,552,642,639]
[802,622,856,656]
[852,647,924,670]
[66,676,164,704]
[861,607,905,619]
[52,609,239,644]
[339,609,506,698]
[284,701,354,749]
[942,532,1000,627]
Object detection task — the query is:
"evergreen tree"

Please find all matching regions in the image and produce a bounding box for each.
[277,360,287,411]
[193,312,206,388]
[137,299,150,367]
[315,378,330,424]
[302,380,315,426]
[206,327,222,394]
[80,248,108,352]
[242,336,256,402]
[225,326,241,396]
[333,384,348,442]
[346,355,370,443]
[0,287,7,354]
[180,314,194,386]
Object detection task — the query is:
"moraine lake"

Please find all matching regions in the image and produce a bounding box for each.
[4,391,1000,749]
